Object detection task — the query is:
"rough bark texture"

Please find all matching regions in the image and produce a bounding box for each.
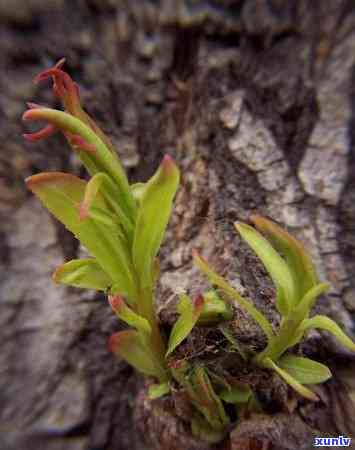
[1,1,355,450]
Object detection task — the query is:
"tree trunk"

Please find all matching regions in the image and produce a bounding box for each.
[1,1,354,450]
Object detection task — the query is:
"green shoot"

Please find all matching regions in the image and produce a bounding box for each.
[24,61,355,443]
[192,249,274,341]
[184,366,229,432]
[166,294,204,357]
[235,222,296,315]
[24,61,179,383]
[194,215,355,401]
[196,290,233,325]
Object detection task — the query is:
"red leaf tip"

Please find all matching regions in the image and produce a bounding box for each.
[33,61,80,113]
[31,57,65,85]
[22,109,34,121]
[26,102,44,109]
[25,172,84,192]
[162,154,173,164]
[107,333,120,353]
[78,202,89,221]
[69,135,96,154]
[107,330,131,353]
[161,154,177,176]
[108,294,125,312]
[192,248,205,262]
[193,294,205,312]
[191,248,198,257]
[23,106,58,142]
[23,124,57,142]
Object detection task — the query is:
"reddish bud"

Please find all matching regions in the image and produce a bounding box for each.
[22,109,35,121]
[26,102,45,109]
[34,64,80,114]
[108,294,125,312]
[34,68,57,84]
[22,107,58,142]
[23,124,57,142]
[192,248,206,262]
[193,294,205,318]
[193,294,205,310]
[108,331,123,353]
[161,154,176,176]
[162,154,173,165]
[68,134,96,154]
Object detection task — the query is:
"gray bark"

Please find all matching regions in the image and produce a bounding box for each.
[0,1,354,450]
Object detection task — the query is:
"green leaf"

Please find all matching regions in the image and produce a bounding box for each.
[193,250,274,342]
[166,294,204,356]
[24,108,136,221]
[84,206,122,230]
[264,358,319,401]
[53,258,112,291]
[148,382,170,399]
[235,222,296,315]
[255,317,303,364]
[131,182,146,204]
[197,290,233,325]
[26,172,136,300]
[278,355,332,384]
[294,283,330,321]
[300,315,355,352]
[255,284,329,364]
[275,286,289,318]
[133,155,180,288]
[80,172,134,238]
[109,295,151,335]
[186,366,229,431]
[251,215,318,302]
[109,330,167,380]
[176,293,191,314]
[219,384,252,404]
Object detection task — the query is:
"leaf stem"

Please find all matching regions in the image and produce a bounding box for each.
[137,287,168,379]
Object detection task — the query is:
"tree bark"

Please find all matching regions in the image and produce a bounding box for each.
[0,1,354,450]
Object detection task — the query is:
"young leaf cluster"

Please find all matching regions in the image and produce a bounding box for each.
[194,215,355,401]
[24,63,238,443]
[24,61,180,383]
